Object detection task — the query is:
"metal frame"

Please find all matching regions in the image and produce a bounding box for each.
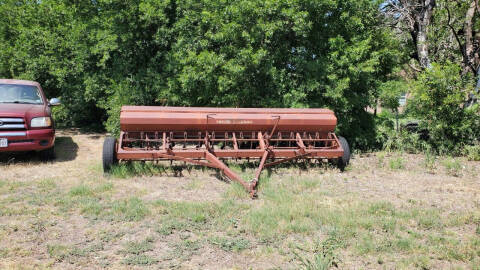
[115,129,344,197]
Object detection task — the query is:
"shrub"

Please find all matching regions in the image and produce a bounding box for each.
[389,157,405,170]
[442,157,462,177]
[464,143,480,161]
[423,150,437,173]
[409,62,480,154]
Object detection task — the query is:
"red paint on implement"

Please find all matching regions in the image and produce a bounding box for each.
[121,106,337,132]
[114,106,345,198]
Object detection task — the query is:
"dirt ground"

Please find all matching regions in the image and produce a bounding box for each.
[0,130,479,269]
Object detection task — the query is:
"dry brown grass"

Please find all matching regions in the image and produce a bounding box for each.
[0,130,479,269]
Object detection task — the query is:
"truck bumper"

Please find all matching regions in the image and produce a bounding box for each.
[0,129,55,152]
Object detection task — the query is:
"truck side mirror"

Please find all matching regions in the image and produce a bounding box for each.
[49,98,61,106]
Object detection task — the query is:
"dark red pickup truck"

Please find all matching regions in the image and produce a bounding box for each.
[0,79,60,160]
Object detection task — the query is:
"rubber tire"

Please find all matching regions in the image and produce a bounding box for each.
[337,136,350,171]
[103,137,117,173]
[39,146,55,161]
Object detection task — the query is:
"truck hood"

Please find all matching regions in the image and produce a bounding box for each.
[0,103,47,119]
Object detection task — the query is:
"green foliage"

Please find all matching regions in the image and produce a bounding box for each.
[121,237,158,266]
[388,157,405,170]
[441,157,462,177]
[112,197,150,221]
[294,232,342,270]
[409,63,480,154]
[122,237,155,255]
[0,0,403,147]
[378,80,407,112]
[464,144,480,161]
[423,150,437,173]
[379,128,426,153]
[208,236,250,252]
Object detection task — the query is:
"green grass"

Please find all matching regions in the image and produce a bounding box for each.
[123,254,159,266]
[112,197,150,221]
[464,144,480,161]
[46,242,103,263]
[423,150,437,173]
[69,185,94,197]
[442,157,462,176]
[109,162,167,178]
[121,237,158,266]
[293,232,343,270]
[37,178,57,191]
[138,174,480,268]
[389,156,405,170]
[2,148,479,269]
[55,182,148,222]
[167,239,202,260]
[208,236,250,252]
[121,237,154,255]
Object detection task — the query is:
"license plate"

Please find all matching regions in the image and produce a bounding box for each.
[0,138,7,148]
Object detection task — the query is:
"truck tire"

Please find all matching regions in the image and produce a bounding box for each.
[103,137,117,172]
[39,146,55,161]
[337,136,350,171]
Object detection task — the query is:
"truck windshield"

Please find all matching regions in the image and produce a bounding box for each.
[0,84,44,104]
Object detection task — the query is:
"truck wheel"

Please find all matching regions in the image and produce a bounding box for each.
[337,136,350,171]
[39,146,55,161]
[103,137,118,172]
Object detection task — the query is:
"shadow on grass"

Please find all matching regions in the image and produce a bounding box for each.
[0,136,78,164]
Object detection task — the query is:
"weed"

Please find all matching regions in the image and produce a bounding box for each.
[415,209,443,230]
[294,233,341,270]
[123,254,158,266]
[112,197,149,221]
[168,239,202,260]
[464,144,480,161]
[423,150,437,173]
[99,230,125,243]
[119,237,158,265]
[368,201,396,216]
[47,244,88,262]
[0,248,8,258]
[377,152,385,168]
[413,255,430,269]
[47,244,70,262]
[122,237,154,255]
[389,157,405,170]
[69,185,93,197]
[37,178,57,191]
[356,234,374,255]
[224,181,250,199]
[156,219,188,235]
[208,236,250,252]
[110,162,166,178]
[95,182,114,193]
[395,237,413,251]
[442,157,462,176]
[79,197,104,217]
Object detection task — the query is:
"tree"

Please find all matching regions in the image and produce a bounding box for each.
[409,63,480,152]
[0,0,403,149]
[378,80,407,131]
[383,0,436,69]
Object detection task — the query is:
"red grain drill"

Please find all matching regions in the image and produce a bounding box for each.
[103,106,350,197]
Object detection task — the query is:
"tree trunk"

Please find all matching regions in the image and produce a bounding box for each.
[415,0,436,69]
[417,27,431,68]
[464,0,477,74]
